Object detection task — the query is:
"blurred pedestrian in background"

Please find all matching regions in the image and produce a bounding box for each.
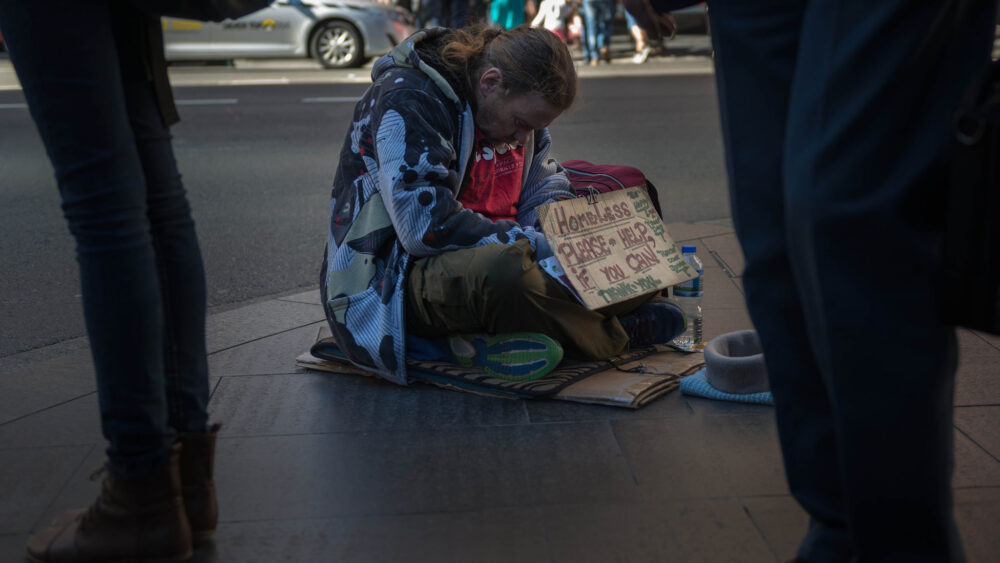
[491,0,535,28]
[581,0,616,64]
[531,0,574,41]
[431,0,471,27]
[0,1,224,561]
[623,0,680,62]
[468,0,490,22]
[707,0,995,561]
[623,1,652,63]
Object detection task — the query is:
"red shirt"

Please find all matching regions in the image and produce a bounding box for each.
[459,128,524,222]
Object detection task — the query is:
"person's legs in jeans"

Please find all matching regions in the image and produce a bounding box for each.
[584,0,613,61]
[581,0,601,62]
[121,75,210,439]
[783,1,994,560]
[625,9,647,54]
[709,2,852,561]
[0,0,207,479]
[599,0,615,53]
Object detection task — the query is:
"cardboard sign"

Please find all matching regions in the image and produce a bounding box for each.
[538,187,698,310]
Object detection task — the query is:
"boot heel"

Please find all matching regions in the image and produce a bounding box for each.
[176,422,221,545]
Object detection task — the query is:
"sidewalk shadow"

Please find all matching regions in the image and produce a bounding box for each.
[190,541,218,563]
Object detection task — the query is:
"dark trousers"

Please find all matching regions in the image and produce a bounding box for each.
[708,1,995,561]
[0,0,210,479]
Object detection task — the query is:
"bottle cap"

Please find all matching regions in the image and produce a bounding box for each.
[681,245,697,253]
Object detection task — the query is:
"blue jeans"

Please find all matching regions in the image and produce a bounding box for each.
[582,0,615,62]
[708,0,995,561]
[0,0,210,479]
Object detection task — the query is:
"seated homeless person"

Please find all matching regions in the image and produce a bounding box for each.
[320,24,685,385]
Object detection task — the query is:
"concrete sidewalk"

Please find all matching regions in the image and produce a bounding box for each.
[2,221,999,562]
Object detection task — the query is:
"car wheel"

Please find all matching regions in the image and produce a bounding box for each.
[311,20,364,69]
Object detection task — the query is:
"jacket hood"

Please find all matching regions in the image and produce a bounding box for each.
[371,27,467,108]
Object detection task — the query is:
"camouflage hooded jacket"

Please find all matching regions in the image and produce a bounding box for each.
[320,28,575,385]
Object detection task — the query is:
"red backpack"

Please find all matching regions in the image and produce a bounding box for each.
[562,160,664,218]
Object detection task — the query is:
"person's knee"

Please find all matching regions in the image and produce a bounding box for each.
[480,240,542,302]
[63,188,151,252]
[147,188,195,233]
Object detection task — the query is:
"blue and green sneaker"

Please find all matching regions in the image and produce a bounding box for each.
[447,332,564,382]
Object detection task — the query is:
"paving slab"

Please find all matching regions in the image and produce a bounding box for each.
[701,232,746,277]
[208,322,325,377]
[0,350,96,425]
[667,222,736,243]
[213,422,641,521]
[206,299,324,353]
[29,445,109,533]
[740,495,808,562]
[953,428,1000,488]
[683,395,776,417]
[701,271,749,309]
[972,330,1000,351]
[955,330,1000,406]
[702,306,754,342]
[0,445,94,534]
[612,413,789,500]
[277,288,321,306]
[0,393,101,449]
[954,406,1000,460]
[0,533,30,563]
[954,487,1000,563]
[211,371,529,436]
[210,507,548,563]
[0,335,90,376]
[541,498,775,563]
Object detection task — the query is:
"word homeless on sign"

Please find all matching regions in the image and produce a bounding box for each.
[547,200,633,236]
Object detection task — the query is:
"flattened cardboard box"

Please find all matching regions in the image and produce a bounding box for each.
[296,327,705,409]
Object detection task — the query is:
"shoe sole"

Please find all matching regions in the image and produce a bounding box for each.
[451,333,564,382]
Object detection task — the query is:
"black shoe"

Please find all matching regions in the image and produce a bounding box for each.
[618,300,686,347]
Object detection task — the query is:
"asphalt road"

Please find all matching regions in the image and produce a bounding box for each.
[0,66,727,359]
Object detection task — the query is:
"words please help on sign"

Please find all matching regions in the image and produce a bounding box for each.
[537,187,698,310]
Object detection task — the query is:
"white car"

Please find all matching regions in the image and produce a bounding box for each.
[163,0,416,69]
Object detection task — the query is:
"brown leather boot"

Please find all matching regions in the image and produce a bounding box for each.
[26,443,192,563]
[175,423,221,545]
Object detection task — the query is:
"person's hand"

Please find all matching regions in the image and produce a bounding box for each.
[535,233,555,261]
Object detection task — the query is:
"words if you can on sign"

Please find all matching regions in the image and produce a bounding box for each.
[538,187,698,310]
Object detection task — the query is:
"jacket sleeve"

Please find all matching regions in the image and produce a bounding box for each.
[371,86,546,257]
[517,127,576,228]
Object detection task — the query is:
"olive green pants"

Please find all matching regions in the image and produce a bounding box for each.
[405,239,653,360]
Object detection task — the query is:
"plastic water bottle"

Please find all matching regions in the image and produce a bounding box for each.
[671,245,704,351]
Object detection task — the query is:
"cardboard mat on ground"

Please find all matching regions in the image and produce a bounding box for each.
[296,326,705,409]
